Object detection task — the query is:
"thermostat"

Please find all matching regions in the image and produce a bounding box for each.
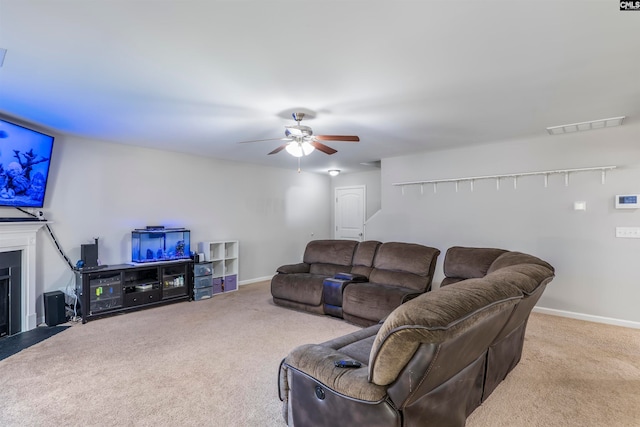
[615,194,639,209]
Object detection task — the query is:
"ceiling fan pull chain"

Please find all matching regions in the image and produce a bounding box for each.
[297,157,301,173]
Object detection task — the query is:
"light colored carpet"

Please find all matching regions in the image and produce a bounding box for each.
[0,281,638,426]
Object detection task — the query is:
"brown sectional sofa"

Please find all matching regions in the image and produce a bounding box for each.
[271,240,362,315]
[270,240,440,326]
[278,247,555,426]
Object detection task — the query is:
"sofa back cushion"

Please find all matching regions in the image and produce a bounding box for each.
[441,246,507,286]
[303,240,358,271]
[368,278,523,386]
[309,263,349,276]
[487,251,554,275]
[486,261,555,295]
[368,242,440,291]
[350,240,382,278]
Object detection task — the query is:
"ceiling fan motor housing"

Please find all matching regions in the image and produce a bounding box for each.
[285,125,313,138]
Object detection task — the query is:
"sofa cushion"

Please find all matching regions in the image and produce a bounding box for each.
[372,242,439,276]
[321,324,382,348]
[368,269,430,292]
[309,262,351,277]
[271,273,327,306]
[285,343,388,402]
[352,240,381,267]
[368,279,522,385]
[303,240,358,266]
[443,247,507,281]
[368,242,439,292]
[321,324,382,364]
[343,283,418,325]
[284,326,383,401]
[350,240,381,278]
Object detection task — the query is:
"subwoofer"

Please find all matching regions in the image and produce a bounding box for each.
[44,291,66,326]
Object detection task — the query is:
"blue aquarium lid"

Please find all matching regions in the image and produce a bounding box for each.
[132,227,190,233]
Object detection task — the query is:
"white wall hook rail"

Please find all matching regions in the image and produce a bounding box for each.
[392,165,617,191]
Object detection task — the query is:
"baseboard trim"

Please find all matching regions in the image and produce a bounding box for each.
[533,306,640,329]
[239,276,272,286]
[234,282,639,329]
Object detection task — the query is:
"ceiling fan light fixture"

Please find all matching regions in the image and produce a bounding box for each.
[285,140,315,157]
[328,169,340,177]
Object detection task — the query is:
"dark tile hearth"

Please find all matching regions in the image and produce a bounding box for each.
[0,325,69,362]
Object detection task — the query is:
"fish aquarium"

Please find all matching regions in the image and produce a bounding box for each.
[131,227,191,263]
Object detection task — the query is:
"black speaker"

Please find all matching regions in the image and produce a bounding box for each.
[44,291,66,326]
[81,240,99,268]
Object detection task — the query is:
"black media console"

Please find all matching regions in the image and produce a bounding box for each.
[75,260,193,323]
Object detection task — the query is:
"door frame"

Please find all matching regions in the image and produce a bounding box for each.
[334,185,366,241]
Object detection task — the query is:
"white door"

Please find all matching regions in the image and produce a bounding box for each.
[335,186,366,241]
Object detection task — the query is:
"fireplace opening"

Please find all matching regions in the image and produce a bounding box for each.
[0,251,22,338]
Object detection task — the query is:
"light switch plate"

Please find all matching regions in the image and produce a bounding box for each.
[615,227,640,238]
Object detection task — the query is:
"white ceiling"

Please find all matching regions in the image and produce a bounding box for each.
[1,1,638,174]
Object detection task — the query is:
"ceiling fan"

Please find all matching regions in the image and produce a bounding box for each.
[239,112,360,157]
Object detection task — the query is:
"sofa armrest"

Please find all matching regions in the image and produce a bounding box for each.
[323,278,351,308]
[323,274,369,308]
[277,262,310,274]
[401,291,425,304]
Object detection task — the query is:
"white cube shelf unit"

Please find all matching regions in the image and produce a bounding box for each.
[197,240,239,293]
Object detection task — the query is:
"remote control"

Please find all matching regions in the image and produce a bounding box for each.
[334,360,362,368]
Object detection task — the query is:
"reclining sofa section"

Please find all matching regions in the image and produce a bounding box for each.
[278,248,555,427]
[270,239,440,326]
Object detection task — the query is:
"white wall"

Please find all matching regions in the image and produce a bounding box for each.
[0,135,332,320]
[7,120,640,326]
[366,122,640,325]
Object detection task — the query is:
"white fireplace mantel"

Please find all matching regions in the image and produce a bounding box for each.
[0,220,49,332]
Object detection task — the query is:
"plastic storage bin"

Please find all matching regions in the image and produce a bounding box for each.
[194,262,213,277]
[131,227,191,263]
[194,276,213,289]
[194,287,213,301]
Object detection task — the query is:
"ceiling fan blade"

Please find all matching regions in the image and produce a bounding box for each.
[237,137,289,144]
[268,144,288,155]
[314,135,360,142]
[309,140,337,155]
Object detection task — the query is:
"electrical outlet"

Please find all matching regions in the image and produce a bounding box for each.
[615,227,640,238]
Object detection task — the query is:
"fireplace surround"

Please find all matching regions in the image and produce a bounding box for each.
[0,220,48,333]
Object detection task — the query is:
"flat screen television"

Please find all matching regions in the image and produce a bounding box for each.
[0,118,55,208]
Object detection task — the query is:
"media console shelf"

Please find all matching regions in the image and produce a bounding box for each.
[75,259,193,323]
